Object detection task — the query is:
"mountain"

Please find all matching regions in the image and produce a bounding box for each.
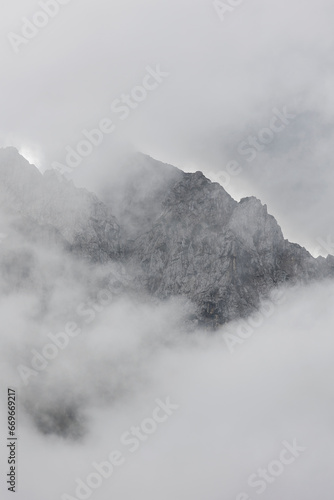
[101,154,334,326]
[0,147,121,263]
[0,147,333,327]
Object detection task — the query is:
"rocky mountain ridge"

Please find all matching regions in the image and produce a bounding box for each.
[0,147,333,326]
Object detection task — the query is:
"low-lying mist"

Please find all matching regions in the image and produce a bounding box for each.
[1,220,334,500]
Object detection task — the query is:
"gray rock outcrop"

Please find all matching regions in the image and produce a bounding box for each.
[1,147,333,327]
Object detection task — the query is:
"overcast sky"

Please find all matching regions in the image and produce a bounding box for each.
[1,0,334,253]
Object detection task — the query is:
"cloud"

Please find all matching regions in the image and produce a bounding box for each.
[1,247,334,499]
[1,2,334,498]
[1,0,333,251]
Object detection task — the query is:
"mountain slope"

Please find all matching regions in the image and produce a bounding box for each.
[0,147,333,327]
[101,154,334,326]
[123,167,333,325]
[0,147,121,263]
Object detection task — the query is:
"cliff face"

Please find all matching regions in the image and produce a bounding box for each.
[116,167,333,326]
[0,147,333,326]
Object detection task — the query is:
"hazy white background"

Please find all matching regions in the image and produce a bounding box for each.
[1,277,334,500]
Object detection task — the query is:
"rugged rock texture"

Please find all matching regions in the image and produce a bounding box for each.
[1,147,333,327]
[101,153,184,241]
[115,166,334,326]
[0,147,121,263]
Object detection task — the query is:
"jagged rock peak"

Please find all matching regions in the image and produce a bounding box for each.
[1,148,333,326]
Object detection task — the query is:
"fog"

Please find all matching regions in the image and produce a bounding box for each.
[0,221,334,499]
[1,0,334,498]
[1,0,334,252]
